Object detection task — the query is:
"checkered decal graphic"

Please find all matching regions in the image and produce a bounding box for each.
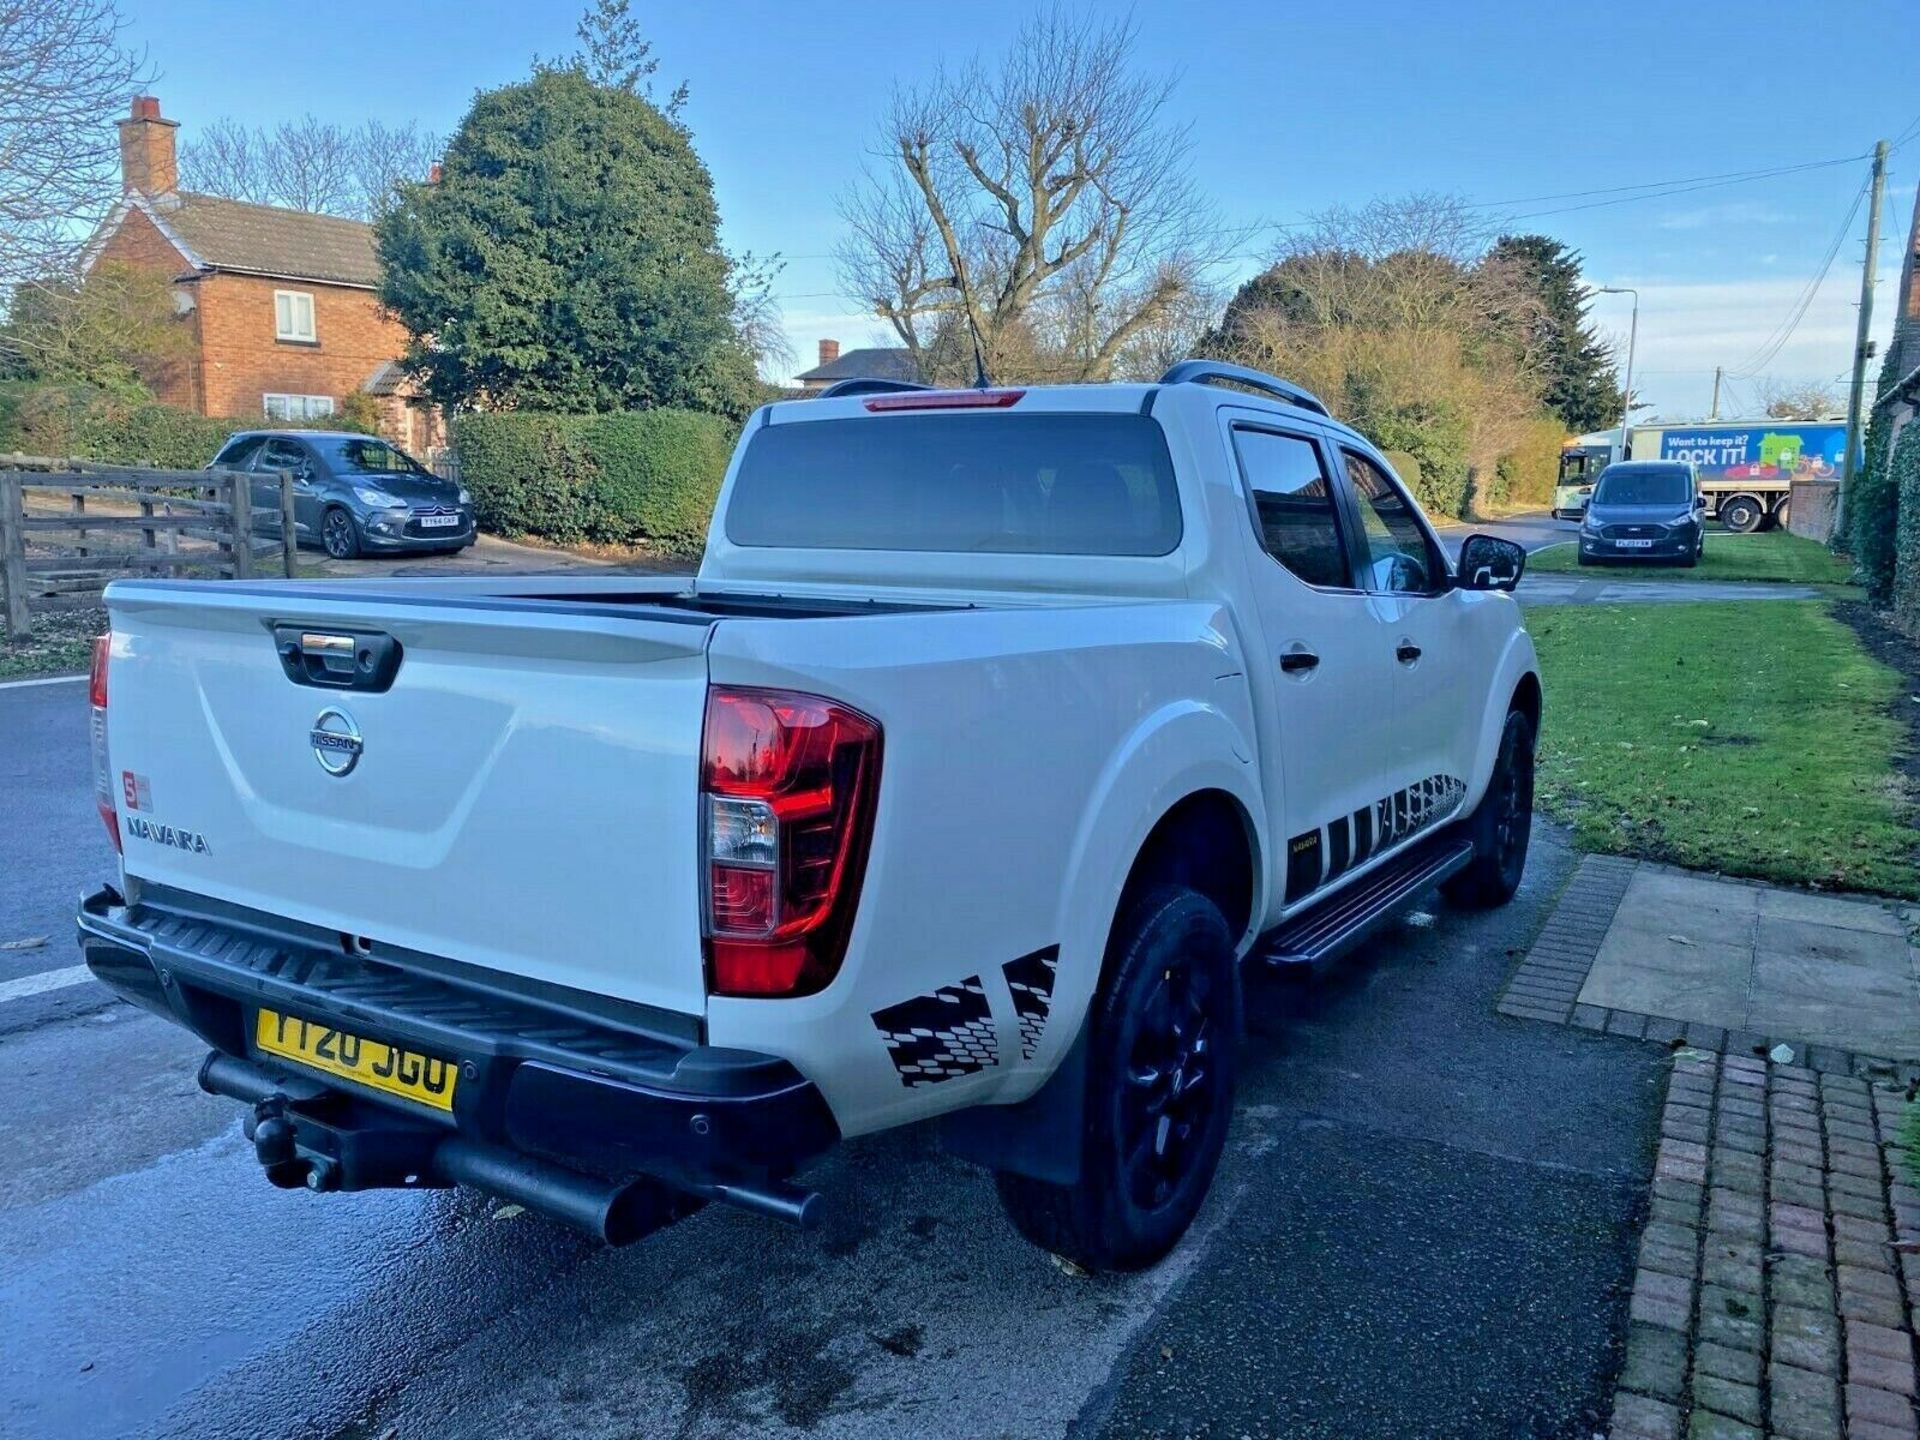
[1001,946,1060,1060]
[872,977,998,1087]
[1285,773,1468,902]
[1374,773,1467,852]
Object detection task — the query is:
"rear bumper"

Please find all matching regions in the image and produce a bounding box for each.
[77,885,838,1191]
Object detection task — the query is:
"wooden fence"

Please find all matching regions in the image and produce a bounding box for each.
[0,456,299,640]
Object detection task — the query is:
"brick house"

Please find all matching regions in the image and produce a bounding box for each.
[84,97,443,455]
[795,339,918,393]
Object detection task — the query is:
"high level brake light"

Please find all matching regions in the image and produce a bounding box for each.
[862,389,1025,412]
[89,633,120,853]
[701,687,881,998]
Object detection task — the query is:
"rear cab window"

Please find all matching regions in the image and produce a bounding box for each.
[725,412,1182,555]
[1229,425,1350,589]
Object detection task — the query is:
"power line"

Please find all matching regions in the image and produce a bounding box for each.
[1463,153,1866,211]
[1725,172,1870,379]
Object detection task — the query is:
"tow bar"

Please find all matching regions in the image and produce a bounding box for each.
[199,1052,823,1245]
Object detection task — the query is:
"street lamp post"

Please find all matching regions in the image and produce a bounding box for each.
[1596,286,1639,460]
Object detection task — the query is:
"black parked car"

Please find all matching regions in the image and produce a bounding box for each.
[209,431,476,560]
[1576,461,1705,567]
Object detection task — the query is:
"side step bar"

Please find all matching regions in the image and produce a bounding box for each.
[1256,836,1475,972]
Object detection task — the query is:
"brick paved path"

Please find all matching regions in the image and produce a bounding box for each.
[1612,1051,1919,1439]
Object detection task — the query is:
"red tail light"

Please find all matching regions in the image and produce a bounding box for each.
[89,633,121,853]
[701,686,881,997]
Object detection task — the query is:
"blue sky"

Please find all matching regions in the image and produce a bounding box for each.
[124,0,1919,419]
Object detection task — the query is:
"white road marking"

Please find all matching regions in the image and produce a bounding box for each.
[0,965,93,1004]
[0,673,88,691]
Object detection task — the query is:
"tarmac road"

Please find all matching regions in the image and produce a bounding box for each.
[0,673,1663,1440]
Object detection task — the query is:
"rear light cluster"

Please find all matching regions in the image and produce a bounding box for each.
[89,633,120,853]
[701,686,881,998]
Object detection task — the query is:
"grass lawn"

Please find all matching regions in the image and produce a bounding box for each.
[1528,529,1855,585]
[1528,600,1916,897]
[0,607,102,681]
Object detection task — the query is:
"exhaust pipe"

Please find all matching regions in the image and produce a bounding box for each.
[700,1178,825,1230]
[433,1138,695,1247]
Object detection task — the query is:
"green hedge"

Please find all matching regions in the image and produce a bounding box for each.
[453,409,736,555]
[1852,397,1898,603]
[1890,419,1920,634]
[0,382,349,469]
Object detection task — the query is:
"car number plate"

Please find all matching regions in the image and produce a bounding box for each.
[418,513,460,529]
[255,1009,458,1111]
[1617,538,1654,548]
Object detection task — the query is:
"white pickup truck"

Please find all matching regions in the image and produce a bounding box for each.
[79,361,1540,1271]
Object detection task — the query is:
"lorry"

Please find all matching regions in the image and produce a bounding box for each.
[77,361,1541,1272]
[1551,419,1849,531]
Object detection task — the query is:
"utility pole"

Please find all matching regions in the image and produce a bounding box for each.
[1839,139,1888,534]
[1710,366,1723,420]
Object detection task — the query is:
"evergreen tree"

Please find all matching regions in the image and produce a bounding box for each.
[1486,234,1619,434]
[374,68,754,415]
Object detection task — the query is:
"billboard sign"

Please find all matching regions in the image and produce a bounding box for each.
[1655,424,1846,484]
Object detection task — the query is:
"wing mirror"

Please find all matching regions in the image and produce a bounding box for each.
[1457,534,1526,592]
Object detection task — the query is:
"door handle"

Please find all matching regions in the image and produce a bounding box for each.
[1279,648,1320,675]
[1396,642,1422,664]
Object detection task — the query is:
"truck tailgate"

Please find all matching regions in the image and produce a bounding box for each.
[103,582,713,1019]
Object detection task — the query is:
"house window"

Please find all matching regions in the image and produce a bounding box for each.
[273,290,316,342]
[263,393,334,421]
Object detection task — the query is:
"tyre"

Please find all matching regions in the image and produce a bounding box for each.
[321,507,362,559]
[1720,496,1762,534]
[1443,708,1535,909]
[1577,550,1594,567]
[995,886,1238,1272]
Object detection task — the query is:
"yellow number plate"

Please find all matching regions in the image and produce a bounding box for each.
[255,1009,458,1112]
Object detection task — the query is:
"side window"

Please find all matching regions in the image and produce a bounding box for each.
[211,436,265,470]
[256,439,307,475]
[1231,428,1349,589]
[1346,452,1443,595]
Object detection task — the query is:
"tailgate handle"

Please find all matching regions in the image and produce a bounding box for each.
[273,625,403,692]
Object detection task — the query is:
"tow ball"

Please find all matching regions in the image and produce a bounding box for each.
[251,1094,335,1190]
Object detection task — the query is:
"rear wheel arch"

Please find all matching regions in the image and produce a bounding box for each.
[1112,789,1258,961]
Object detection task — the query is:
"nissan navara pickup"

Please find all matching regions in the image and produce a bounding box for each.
[78,361,1540,1271]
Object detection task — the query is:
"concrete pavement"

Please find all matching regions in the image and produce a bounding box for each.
[0,679,119,1035]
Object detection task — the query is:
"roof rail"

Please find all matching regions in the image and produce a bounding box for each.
[1157,360,1330,417]
[815,377,932,399]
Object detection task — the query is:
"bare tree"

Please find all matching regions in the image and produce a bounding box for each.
[260,116,355,216]
[837,8,1236,384]
[1759,378,1843,420]
[0,0,151,295]
[730,250,793,380]
[181,115,440,221]
[1211,194,1551,514]
[350,119,441,218]
[176,116,270,203]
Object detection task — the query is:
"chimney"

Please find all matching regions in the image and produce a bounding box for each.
[428,162,443,184]
[817,339,841,368]
[118,95,179,196]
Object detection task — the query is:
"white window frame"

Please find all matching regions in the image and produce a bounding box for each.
[273,289,316,343]
[263,393,335,422]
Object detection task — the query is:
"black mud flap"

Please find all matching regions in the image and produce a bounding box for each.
[938,1028,1088,1185]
